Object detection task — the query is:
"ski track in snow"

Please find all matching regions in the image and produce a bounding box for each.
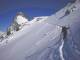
[59,39,65,60]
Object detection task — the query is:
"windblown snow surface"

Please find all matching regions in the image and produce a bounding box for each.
[0,0,80,60]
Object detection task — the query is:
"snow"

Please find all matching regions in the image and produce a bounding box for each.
[59,39,64,60]
[0,0,80,60]
[44,1,80,27]
[15,15,28,25]
[0,22,62,60]
[29,16,48,24]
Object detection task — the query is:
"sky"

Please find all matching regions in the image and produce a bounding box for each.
[0,0,71,31]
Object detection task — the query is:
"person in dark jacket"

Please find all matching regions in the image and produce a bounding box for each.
[61,26,69,39]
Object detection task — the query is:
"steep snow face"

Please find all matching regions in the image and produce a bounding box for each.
[45,0,80,26]
[44,0,80,60]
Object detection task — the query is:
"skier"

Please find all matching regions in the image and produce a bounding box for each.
[61,26,69,39]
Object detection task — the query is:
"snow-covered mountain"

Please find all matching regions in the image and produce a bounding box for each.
[0,0,80,60]
[7,12,29,35]
[0,13,49,45]
[14,12,29,25]
[6,12,48,36]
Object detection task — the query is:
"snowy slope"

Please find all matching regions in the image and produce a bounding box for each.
[0,22,62,60]
[44,0,80,60]
[0,0,80,60]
